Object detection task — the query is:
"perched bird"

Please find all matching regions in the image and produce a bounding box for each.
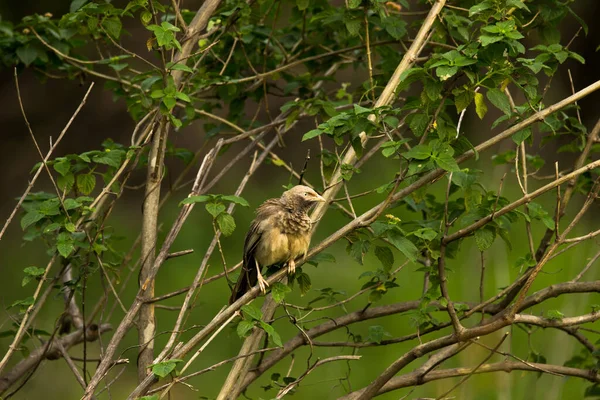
[229,185,325,304]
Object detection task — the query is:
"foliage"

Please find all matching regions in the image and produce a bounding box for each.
[0,0,598,399]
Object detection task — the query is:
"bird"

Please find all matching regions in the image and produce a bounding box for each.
[229,185,325,304]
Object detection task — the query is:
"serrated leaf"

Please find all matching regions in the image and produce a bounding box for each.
[237,320,255,338]
[70,0,88,12]
[221,195,249,207]
[347,240,370,265]
[77,173,96,195]
[512,127,531,145]
[179,195,211,205]
[16,45,38,66]
[411,228,438,241]
[403,144,431,160]
[175,91,191,102]
[63,198,81,211]
[474,92,487,119]
[486,88,512,115]
[21,211,44,230]
[383,17,407,40]
[57,232,75,258]
[547,310,564,320]
[216,213,235,236]
[168,63,193,73]
[434,153,460,172]
[374,246,394,270]
[205,202,226,218]
[57,173,75,192]
[53,159,71,176]
[366,325,386,344]
[474,227,495,251]
[259,321,283,347]
[151,359,182,378]
[469,0,492,16]
[271,282,291,303]
[302,129,322,141]
[296,0,309,10]
[241,304,262,321]
[409,114,429,137]
[296,272,311,295]
[386,231,418,262]
[306,252,336,266]
[345,18,361,36]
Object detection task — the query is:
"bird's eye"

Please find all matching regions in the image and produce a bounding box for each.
[304,192,309,196]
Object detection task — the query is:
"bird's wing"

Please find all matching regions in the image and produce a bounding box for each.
[229,199,281,304]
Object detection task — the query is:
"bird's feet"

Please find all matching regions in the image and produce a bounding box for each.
[287,259,296,275]
[257,269,269,293]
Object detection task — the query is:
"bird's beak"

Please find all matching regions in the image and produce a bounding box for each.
[314,193,326,202]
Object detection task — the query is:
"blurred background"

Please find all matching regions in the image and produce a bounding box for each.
[0,1,599,399]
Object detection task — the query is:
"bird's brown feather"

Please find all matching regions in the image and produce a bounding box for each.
[229,186,323,304]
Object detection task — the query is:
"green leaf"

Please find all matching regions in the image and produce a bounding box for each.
[205,202,226,218]
[70,0,88,13]
[102,16,122,38]
[547,310,564,320]
[53,159,71,177]
[22,266,46,287]
[386,231,418,262]
[175,91,191,102]
[57,173,75,192]
[403,144,431,160]
[348,240,370,265]
[374,246,394,270]
[409,114,429,137]
[139,395,159,400]
[237,320,255,338]
[474,92,487,119]
[168,63,193,73]
[512,127,531,145]
[57,232,75,258]
[179,195,211,205]
[296,0,309,11]
[306,252,336,267]
[151,359,182,378]
[162,96,176,110]
[296,272,311,295]
[92,150,123,168]
[259,321,283,347]
[216,213,236,236]
[77,173,96,195]
[411,228,438,241]
[345,18,361,36]
[486,89,512,115]
[271,282,292,303]
[474,227,495,251]
[434,153,460,172]
[366,325,387,344]
[241,304,262,320]
[454,88,474,112]
[469,0,492,16]
[221,195,250,207]
[302,129,323,141]
[383,17,407,40]
[16,45,38,66]
[21,211,44,230]
[63,198,81,211]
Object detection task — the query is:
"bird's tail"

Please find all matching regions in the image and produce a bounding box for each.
[229,257,258,305]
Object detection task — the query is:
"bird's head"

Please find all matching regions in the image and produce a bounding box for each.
[281,185,326,212]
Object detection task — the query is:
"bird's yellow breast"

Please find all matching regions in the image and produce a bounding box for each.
[254,227,310,267]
